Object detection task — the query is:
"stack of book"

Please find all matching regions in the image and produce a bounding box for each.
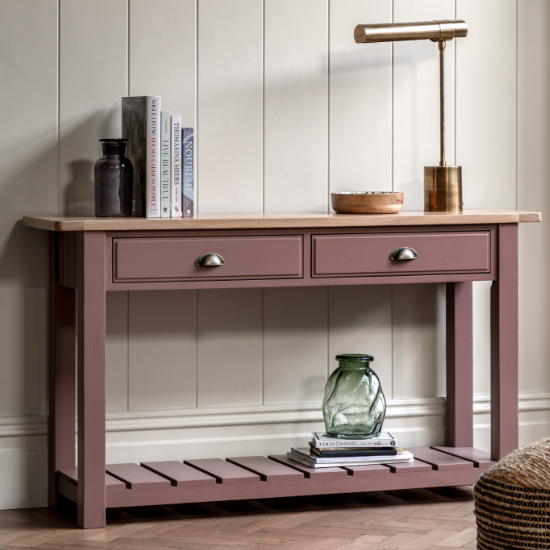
[122,96,194,218]
[288,432,413,468]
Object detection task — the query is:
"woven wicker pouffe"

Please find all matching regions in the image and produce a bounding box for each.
[474,438,550,549]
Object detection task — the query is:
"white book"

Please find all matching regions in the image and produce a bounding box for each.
[160,111,171,218]
[146,96,161,217]
[288,448,413,468]
[312,431,397,448]
[170,115,182,218]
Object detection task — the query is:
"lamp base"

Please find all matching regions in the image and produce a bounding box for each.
[424,165,462,212]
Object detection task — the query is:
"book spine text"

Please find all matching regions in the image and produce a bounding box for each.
[146,96,161,217]
[182,128,194,217]
[171,115,182,217]
[160,111,171,218]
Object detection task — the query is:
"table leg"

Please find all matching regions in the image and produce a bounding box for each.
[48,234,76,510]
[76,232,106,528]
[445,282,474,447]
[490,224,519,462]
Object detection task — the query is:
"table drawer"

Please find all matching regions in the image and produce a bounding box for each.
[312,232,491,277]
[113,235,303,282]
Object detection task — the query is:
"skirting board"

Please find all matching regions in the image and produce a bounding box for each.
[0,393,548,510]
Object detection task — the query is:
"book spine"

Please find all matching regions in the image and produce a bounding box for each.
[122,96,147,216]
[146,96,161,217]
[182,128,194,217]
[160,111,171,218]
[170,115,182,217]
[314,438,397,448]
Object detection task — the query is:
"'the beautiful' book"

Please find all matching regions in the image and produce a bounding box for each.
[160,111,171,218]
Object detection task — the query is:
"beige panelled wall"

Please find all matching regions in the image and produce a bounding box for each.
[0,0,549,509]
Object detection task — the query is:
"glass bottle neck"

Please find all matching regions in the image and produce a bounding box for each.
[101,142,126,157]
[337,361,370,370]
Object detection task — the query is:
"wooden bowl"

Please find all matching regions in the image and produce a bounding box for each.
[331,192,404,214]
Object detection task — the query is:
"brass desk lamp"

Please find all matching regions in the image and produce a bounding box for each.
[355,20,468,212]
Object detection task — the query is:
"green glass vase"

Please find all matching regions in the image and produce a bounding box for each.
[322,354,386,438]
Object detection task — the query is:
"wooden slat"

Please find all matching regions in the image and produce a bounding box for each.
[431,447,495,468]
[226,456,305,482]
[106,464,171,490]
[386,460,433,474]
[140,461,216,488]
[58,469,126,492]
[343,464,391,477]
[268,455,347,479]
[408,448,474,471]
[22,210,542,232]
[184,459,261,485]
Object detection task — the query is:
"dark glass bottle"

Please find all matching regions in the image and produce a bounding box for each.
[94,139,133,217]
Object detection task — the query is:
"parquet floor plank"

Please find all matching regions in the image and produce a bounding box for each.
[0,487,478,550]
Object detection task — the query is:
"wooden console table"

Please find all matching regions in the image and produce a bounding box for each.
[24,210,541,528]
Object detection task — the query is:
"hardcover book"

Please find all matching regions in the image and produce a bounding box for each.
[121,96,161,217]
[160,111,171,218]
[288,447,413,468]
[171,115,182,218]
[182,128,194,217]
[311,431,397,448]
[146,96,161,217]
[122,97,147,216]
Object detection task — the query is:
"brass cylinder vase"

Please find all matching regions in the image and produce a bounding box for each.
[424,166,462,212]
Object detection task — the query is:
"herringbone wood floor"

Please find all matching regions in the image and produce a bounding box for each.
[0,487,477,550]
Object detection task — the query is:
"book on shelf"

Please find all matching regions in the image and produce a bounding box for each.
[121,96,161,218]
[309,445,398,458]
[182,127,194,217]
[311,431,397,448]
[288,447,413,468]
[160,111,171,218]
[170,115,182,218]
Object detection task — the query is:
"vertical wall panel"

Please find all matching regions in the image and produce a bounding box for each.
[456,0,517,396]
[329,286,393,398]
[60,0,128,419]
[197,289,263,407]
[393,284,445,399]
[329,0,392,192]
[391,0,454,404]
[264,0,328,213]
[129,291,196,410]
[0,0,58,416]
[262,0,329,407]
[456,0,516,210]
[106,293,129,412]
[264,288,328,405]
[197,0,263,213]
[393,0,455,209]
[128,0,198,412]
[517,0,550,393]
[129,0,196,128]
[328,0,394,405]
[60,0,127,216]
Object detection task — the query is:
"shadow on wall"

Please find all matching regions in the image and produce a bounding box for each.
[0,103,121,424]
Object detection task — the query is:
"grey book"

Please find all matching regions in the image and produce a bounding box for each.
[182,128,194,217]
[122,97,147,216]
[122,96,161,217]
[160,111,171,218]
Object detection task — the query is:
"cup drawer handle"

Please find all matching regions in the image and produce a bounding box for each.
[195,253,225,267]
[390,248,418,261]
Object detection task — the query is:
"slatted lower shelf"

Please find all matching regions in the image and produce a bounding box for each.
[57,446,493,509]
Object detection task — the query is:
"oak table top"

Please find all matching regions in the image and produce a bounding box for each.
[23,209,541,232]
